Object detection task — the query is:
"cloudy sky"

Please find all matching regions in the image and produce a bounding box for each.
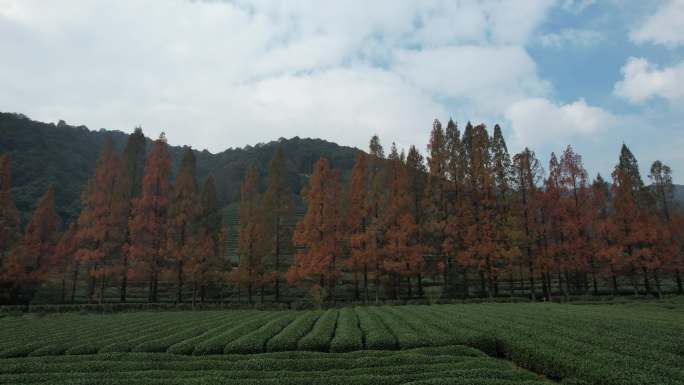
[1,0,683,181]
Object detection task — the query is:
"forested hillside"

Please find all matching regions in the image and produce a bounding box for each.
[0,112,359,223]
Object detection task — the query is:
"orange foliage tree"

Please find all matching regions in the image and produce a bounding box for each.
[128,134,171,303]
[75,139,128,304]
[3,186,60,303]
[288,157,344,302]
[166,148,202,303]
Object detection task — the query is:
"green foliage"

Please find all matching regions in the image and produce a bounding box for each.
[355,306,397,350]
[297,308,338,352]
[0,112,359,224]
[223,313,296,354]
[329,308,363,352]
[0,346,548,385]
[266,311,322,352]
[1,301,684,384]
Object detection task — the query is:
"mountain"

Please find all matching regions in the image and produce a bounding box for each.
[0,112,360,224]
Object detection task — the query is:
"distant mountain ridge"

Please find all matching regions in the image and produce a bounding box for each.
[0,112,360,224]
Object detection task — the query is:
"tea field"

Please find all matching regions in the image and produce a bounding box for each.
[1,301,683,385]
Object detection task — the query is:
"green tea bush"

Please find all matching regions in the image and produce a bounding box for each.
[266,311,322,352]
[297,308,338,351]
[224,313,296,354]
[329,308,363,352]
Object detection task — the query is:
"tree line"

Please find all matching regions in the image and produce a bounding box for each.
[0,119,682,305]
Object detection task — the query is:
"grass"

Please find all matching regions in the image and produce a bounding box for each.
[1,301,683,384]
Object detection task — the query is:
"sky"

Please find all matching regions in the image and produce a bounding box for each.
[0,0,683,181]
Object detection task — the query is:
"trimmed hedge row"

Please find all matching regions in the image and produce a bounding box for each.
[329,308,363,352]
[224,313,297,354]
[266,311,322,352]
[297,309,338,352]
[355,306,397,350]
[192,312,272,355]
[0,346,549,385]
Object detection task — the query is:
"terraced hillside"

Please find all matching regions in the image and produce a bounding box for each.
[1,302,683,384]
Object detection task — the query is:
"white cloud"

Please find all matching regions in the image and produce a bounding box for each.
[538,28,602,48]
[504,98,619,149]
[393,45,550,116]
[613,57,684,104]
[0,0,557,153]
[630,0,684,48]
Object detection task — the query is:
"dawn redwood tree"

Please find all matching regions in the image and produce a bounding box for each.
[237,165,262,304]
[166,148,202,303]
[383,143,420,299]
[460,124,497,298]
[512,148,542,300]
[443,119,467,297]
[489,124,515,296]
[3,186,60,303]
[649,160,680,295]
[560,145,592,294]
[405,145,427,297]
[128,134,171,303]
[423,119,450,291]
[364,135,387,302]
[288,157,344,302]
[260,146,294,302]
[591,174,621,294]
[544,152,569,298]
[0,154,21,258]
[119,127,146,302]
[611,158,649,296]
[76,139,128,304]
[613,144,662,296]
[347,151,370,301]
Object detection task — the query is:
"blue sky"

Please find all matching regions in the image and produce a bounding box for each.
[0,0,682,182]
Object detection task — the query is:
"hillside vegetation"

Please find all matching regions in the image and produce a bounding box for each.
[0,112,358,223]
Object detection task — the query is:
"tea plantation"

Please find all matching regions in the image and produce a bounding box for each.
[1,301,683,385]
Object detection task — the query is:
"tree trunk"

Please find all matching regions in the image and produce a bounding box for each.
[192,282,198,308]
[642,266,652,296]
[676,269,683,295]
[88,276,96,304]
[70,266,79,304]
[353,270,360,301]
[654,269,662,299]
[528,264,536,301]
[248,282,253,304]
[417,272,424,298]
[630,265,639,296]
[98,276,105,305]
[176,261,184,304]
[120,254,128,303]
[60,274,67,304]
[363,263,369,303]
[375,260,380,304]
[541,270,549,301]
[479,270,486,298]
